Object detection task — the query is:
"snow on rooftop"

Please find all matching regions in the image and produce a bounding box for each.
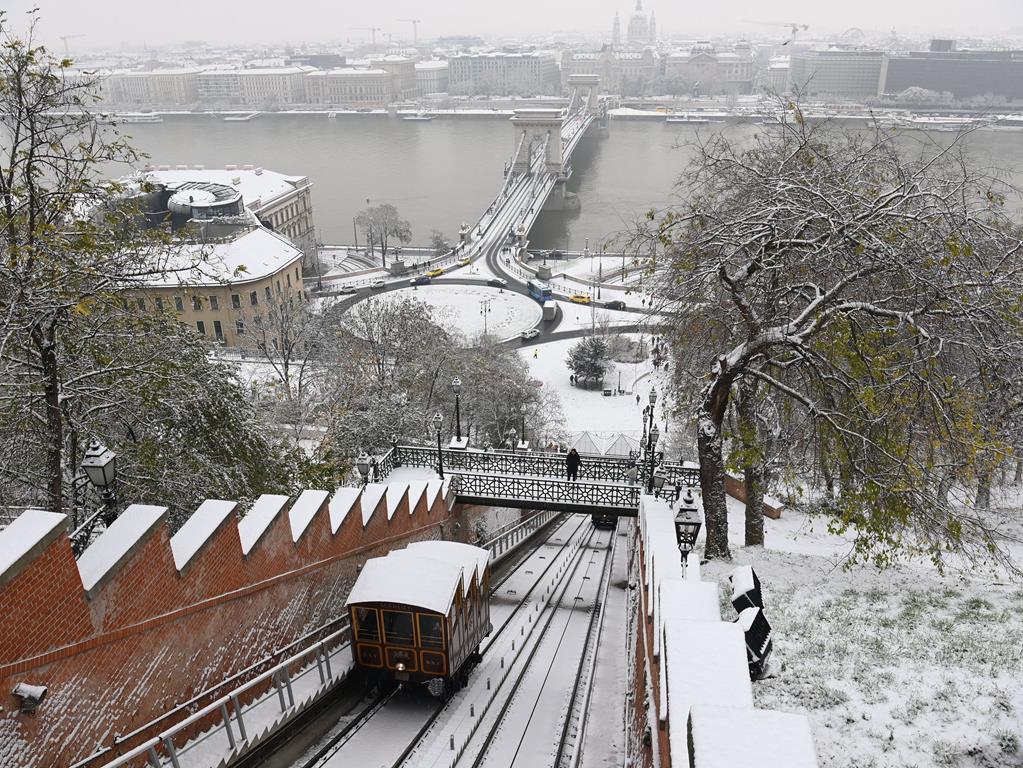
[406,540,490,585]
[146,226,304,287]
[689,705,818,768]
[415,60,449,70]
[169,499,237,570]
[664,619,754,768]
[329,487,361,533]
[237,494,290,555]
[142,167,306,213]
[307,67,389,76]
[385,482,410,520]
[0,510,67,586]
[345,551,462,614]
[359,483,387,526]
[77,505,167,592]
[288,490,329,542]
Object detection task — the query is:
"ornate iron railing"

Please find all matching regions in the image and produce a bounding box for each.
[394,444,637,482]
[451,472,640,514]
[658,464,701,488]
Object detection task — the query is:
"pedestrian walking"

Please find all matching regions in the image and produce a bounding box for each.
[566,448,582,482]
[533,348,538,359]
[635,394,640,406]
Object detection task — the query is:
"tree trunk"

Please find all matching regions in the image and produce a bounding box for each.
[1015,459,1022,486]
[822,464,835,500]
[936,470,954,510]
[976,469,992,510]
[35,322,63,514]
[697,410,731,560]
[736,378,764,546]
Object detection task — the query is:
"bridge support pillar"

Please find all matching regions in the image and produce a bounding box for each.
[510,109,565,176]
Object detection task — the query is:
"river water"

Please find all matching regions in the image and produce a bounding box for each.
[110,114,1023,250]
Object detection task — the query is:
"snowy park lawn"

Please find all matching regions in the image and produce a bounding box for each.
[366,285,540,340]
[702,543,1023,768]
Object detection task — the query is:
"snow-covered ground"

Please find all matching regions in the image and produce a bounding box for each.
[522,335,670,437]
[355,285,541,340]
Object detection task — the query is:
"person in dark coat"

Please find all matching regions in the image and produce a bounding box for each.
[566,448,582,481]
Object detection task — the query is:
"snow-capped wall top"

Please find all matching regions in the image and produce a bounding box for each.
[0,510,68,590]
[385,482,410,520]
[169,500,237,570]
[77,505,167,593]
[406,480,428,513]
[237,494,290,555]
[288,490,329,542]
[328,487,361,533]
[689,705,818,768]
[359,484,387,526]
[663,619,754,768]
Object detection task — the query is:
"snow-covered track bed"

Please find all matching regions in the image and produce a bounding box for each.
[300,515,591,768]
[400,522,614,768]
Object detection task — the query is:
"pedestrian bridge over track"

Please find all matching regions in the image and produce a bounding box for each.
[379,444,700,516]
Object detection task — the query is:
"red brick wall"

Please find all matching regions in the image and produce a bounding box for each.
[0,486,479,768]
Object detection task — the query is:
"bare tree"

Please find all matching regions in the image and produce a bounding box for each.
[355,203,412,267]
[651,109,1023,567]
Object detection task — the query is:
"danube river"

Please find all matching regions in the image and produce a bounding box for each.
[110,113,1023,250]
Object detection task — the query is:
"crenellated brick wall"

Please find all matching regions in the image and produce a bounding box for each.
[0,479,475,768]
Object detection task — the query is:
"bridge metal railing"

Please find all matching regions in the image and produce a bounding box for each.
[451,472,641,513]
[394,443,638,482]
[483,508,562,564]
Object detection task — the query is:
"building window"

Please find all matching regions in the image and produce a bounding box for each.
[213,320,224,341]
[286,273,291,287]
[174,296,184,312]
[210,296,220,311]
[236,319,245,335]
[122,298,130,312]
[137,297,146,311]
[250,291,258,306]
[155,297,164,311]
[191,296,202,311]
[265,286,272,301]
[196,321,206,335]
[295,267,300,281]
[231,293,241,309]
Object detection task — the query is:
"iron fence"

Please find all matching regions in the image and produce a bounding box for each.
[394,444,637,482]
[451,472,640,514]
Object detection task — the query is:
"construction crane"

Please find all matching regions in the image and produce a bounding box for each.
[351,27,382,52]
[398,18,421,44]
[743,20,808,46]
[59,34,85,56]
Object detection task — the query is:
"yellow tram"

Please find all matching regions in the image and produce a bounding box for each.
[345,541,492,695]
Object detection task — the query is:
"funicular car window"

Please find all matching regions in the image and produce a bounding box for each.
[418,613,445,649]
[355,607,380,641]
[383,610,415,646]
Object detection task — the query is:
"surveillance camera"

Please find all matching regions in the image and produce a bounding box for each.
[12,683,47,713]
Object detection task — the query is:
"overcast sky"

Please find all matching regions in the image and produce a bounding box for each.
[7,0,1022,49]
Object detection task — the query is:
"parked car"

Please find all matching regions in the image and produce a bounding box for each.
[458,257,471,266]
[427,268,445,278]
[520,328,541,341]
[487,278,508,288]
[569,294,592,305]
[339,285,358,295]
[604,299,626,310]
[409,275,432,286]
[370,279,386,289]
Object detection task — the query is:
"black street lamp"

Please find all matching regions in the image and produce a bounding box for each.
[520,406,526,444]
[673,490,702,573]
[81,440,117,525]
[356,451,372,486]
[452,377,463,442]
[433,412,445,479]
[646,424,660,493]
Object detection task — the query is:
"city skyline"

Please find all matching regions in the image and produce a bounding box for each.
[6,0,1022,49]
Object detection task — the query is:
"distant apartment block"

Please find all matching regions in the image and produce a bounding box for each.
[664,42,756,95]
[561,47,659,95]
[448,52,561,96]
[885,48,1023,101]
[789,50,888,100]
[303,68,394,107]
[371,56,419,102]
[415,60,450,95]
